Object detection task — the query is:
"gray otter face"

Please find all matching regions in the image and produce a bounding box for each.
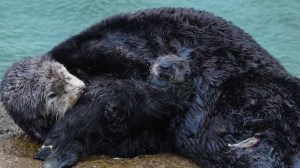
[42,60,86,118]
[0,56,86,120]
[150,54,191,86]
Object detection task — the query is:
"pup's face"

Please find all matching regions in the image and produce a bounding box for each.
[0,57,86,120]
[42,61,86,118]
[150,54,191,86]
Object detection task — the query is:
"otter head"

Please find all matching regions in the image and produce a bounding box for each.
[0,56,86,122]
[150,54,191,86]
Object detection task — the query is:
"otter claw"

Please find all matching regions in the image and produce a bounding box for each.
[228,137,260,148]
[34,145,54,161]
[42,145,54,151]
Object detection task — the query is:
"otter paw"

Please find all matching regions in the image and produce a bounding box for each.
[34,145,53,161]
[43,153,79,168]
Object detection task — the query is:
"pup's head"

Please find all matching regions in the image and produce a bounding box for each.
[0,56,86,121]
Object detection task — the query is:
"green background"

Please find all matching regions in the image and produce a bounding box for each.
[1,0,299,78]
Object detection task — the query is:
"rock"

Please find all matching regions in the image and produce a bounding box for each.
[0,101,22,135]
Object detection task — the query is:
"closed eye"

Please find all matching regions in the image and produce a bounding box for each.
[47,93,57,99]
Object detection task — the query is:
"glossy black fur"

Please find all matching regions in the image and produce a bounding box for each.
[35,7,300,167]
[35,77,192,168]
[49,8,288,82]
[172,73,300,167]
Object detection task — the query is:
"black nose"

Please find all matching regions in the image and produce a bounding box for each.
[80,87,87,93]
[159,60,172,70]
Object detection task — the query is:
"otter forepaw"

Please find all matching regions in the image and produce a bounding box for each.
[34,145,53,161]
[43,153,79,168]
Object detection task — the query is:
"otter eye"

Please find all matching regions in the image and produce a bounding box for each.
[47,93,57,99]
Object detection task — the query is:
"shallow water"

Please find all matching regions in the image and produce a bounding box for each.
[0,0,300,78]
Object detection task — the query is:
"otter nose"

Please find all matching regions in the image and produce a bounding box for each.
[80,86,87,93]
[159,60,172,70]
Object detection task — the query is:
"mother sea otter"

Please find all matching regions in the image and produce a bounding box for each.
[42,7,300,168]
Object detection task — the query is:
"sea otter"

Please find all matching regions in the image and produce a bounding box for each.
[0,56,86,141]
[35,7,300,168]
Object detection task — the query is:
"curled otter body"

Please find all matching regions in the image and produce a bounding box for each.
[43,7,300,167]
[0,56,86,141]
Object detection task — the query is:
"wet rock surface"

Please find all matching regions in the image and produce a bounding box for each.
[0,102,198,168]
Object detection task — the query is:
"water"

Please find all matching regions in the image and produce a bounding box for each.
[0,0,300,78]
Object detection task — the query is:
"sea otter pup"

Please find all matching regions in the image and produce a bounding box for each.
[0,56,86,141]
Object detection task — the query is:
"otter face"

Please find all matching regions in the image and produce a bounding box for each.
[43,61,86,118]
[0,57,86,122]
[150,54,191,86]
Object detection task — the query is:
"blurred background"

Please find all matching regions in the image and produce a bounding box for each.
[0,0,299,78]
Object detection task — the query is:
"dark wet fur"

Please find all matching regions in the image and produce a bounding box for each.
[30,7,300,167]
[35,77,193,168]
[49,8,287,82]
